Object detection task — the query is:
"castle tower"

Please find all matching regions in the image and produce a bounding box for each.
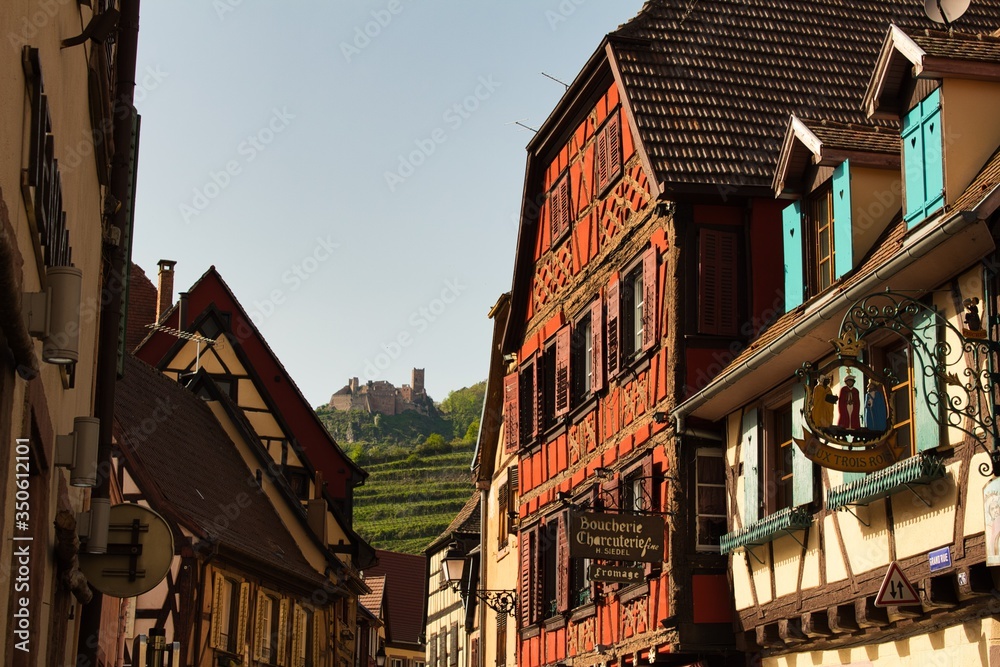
[411,368,425,396]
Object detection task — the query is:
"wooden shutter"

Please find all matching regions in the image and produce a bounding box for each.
[503,372,520,454]
[596,126,609,191]
[519,530,532,626]
[590,298,604,393]
[470,636,480,667]
[254,590,267,662]
[532,527,544,622]
[606,281,620,379]
[556,511,570,613]
[210,572,226,649]
[313,612,323,667]
[742,407,761,526]
[550,176,571,240]
[903,89,944,227]
[237,582,250,656]
[699,229,738,336]
[449,622,459,666]
[607,112,622,183]
[914,305,944,453]
[790,382,815,507]
[641,456,661,577]
[498,482,509,550]
[832,161,854,280]
[533,355,544,437]
[429,633,437,667]
[641,248,658,351]
[782,202,805,310]
[554,326,571,417]
[291,606,303,665]
[277,598,289,667]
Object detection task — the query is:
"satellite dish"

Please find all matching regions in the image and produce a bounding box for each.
[924,0,971,25]
[79,504,174,598]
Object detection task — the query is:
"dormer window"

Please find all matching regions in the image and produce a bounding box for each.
[902,89,944,227]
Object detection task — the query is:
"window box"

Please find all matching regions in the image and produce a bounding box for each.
[719,506,813,556]
[826,452,945,511]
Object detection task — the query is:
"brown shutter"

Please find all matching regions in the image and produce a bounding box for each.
[596,128,609,191]
[276,598,289,667]
[533,355,544,437]
[429,632,438,667]
[237,582,250,656]
[591,298,604,393]
[313,612,323,667]
[556,511,570,613]
[554,326,571,417]
[606,281,620,379]
[642,247,658,351]
[699,229,739,337]
[210,573,225,649]
[641,456,660,577]
[503,372,520,454]
[608,112,622,183]
[519,531,532,627]
[532,526,544,623]
[550,176,571,241]
[254,591,267,662]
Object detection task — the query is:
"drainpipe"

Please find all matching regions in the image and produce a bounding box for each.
[77,0,140,663]
[671,192,1000,426]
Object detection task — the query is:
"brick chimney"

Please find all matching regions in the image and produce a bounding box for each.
[156,260,177,323]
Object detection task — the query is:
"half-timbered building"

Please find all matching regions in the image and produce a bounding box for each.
[497,2,1000,667]
[673,20,1000,667]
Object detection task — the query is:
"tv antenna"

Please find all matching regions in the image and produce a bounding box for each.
[924,0,970,28]
[506,119,538,133]
[541,72,569,90]
[145,324,218,372]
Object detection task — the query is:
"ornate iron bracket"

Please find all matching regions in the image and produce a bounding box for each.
[799,289,1000,477]
[468,589,517,617]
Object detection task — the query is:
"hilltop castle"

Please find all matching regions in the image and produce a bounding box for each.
[328,368,430,416]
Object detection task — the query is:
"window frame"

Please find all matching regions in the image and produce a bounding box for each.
[694,449,727,553]
[807,183,836,296]
[613,247,658,373]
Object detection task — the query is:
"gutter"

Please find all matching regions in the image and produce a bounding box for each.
[672,187,1000,431]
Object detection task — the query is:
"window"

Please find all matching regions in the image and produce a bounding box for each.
[549,173,571,242]
[541,343,556,429]
[303,609,315,667]
[614,248,658,369]
[391,659,404,667]
[902,88,944,227]
[570,555,591,607]
[809,185,835,294]
[623,264,645,358]
[698,228,739,336]
[212,576,244,654]
[695,450,726,551]
[571,311,593,407]
[763,404,794,515]
[497,467,518,552]
[255,593,282,664]
[541,521,558,618]
[518,356,537,445]
[622,471,647,514]
[595,110,622,192]
[496,614,507,667]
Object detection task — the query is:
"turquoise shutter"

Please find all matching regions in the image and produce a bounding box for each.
[791,382,814,507]
[742,407,760,526]
[782,202,804,311]
[913,305,944,452]
[902,89,943,227]
[832,160,853,280]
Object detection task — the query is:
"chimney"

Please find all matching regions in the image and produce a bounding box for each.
[156,260,177,323]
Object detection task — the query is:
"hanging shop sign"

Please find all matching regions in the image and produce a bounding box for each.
[589,563,645,584]
[984,476,1000,566]
[569,512,664,562]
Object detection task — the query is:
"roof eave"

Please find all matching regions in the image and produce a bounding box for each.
[864,25,926,119]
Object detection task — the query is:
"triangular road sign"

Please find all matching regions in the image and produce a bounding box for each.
[874,561,920,607]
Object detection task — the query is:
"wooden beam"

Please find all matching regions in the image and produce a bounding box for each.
[956,564,993,601]
[855,598,889,628]
[778,618,807,645]
[886,604,922,622]
[826,604,859,634]
[800,611,833,638]
[755,623,785,649]
[923,575,959,609]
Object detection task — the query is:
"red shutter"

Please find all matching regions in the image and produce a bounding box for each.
[503,372,520,455]
[550,176,571,241]
[607,112,622,183]
[596,128,609,191]
[519,530,532,626]
[590,298,604,393]
[642,247,658,351]
[556,511,570,613]
[606,281,620,379]
[642,456,660,577]
[560,177,571,233]
[699,229,739,337]
[532,356,543,438]
[532,526,544,623]
[554,327,570,417]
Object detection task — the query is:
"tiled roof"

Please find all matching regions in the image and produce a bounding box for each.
[952,145,1000,211]
[608,0,1000,192]
[911,26,1000,62]
[806,119,900,156]
[426,492,480,554]
[359,574,386,618]
[126,263,157,352]
[364,550,427,645]
[114,354,327,588]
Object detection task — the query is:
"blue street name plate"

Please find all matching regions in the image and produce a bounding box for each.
[928,546,952,573]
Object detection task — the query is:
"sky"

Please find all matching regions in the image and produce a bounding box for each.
[131,0,646,408]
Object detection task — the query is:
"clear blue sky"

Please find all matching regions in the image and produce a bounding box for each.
[132,1,646,407]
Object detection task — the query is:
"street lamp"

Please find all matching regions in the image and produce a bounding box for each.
[440,542,517,617]
[376,645,386,667]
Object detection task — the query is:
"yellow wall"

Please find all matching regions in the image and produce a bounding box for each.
[851,166,901,263]
[944,79,1000,208]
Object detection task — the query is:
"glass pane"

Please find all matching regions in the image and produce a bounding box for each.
[697,455,725,484]
[698,517,727,546]
[699,485,726,514]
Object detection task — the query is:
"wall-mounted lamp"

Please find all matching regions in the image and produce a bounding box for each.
[23,266,83,365]
[375,645,386,667]
[652,412,669,424]
[594,467,614,480]
[594,644,611,654]
[77,497,110,554]
[55,416,100,487]
[502,353,518,364]
[441,542,517,616]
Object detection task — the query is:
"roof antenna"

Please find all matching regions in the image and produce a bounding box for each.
[145,324,218,372]
[506,119,538,133]
[924,0,970,29]
[541,72,569,90]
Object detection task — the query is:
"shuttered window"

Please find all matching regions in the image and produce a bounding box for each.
[698,228,738,336]
[429,633,437,667]
[554,326,571,417]
[902,89,944,227]
[549,174,572,242]
[571,311,593,407]
[518,530,534,626]
[831,160,854,280]
[518,357,537,445]
[913,306,944,453]
[782,201,805,311]
[496,613,507,667]
[590,298,604,393]
[595,110,622,192]
[503,372,519,454]
[641,248,658,351]
[790,381,816,507]
[742,407,761,526]
[606,281,620,380]
[210,574,245,654]
[556,510,570,613]
[695,450,726,551]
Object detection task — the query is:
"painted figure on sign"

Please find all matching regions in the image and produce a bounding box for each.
[812,375,836,428]
[964,297,983,332]
[837,374,861,430]
[864,380,887,432]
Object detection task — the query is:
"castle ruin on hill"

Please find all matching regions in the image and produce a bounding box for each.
[328,368,430,416]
